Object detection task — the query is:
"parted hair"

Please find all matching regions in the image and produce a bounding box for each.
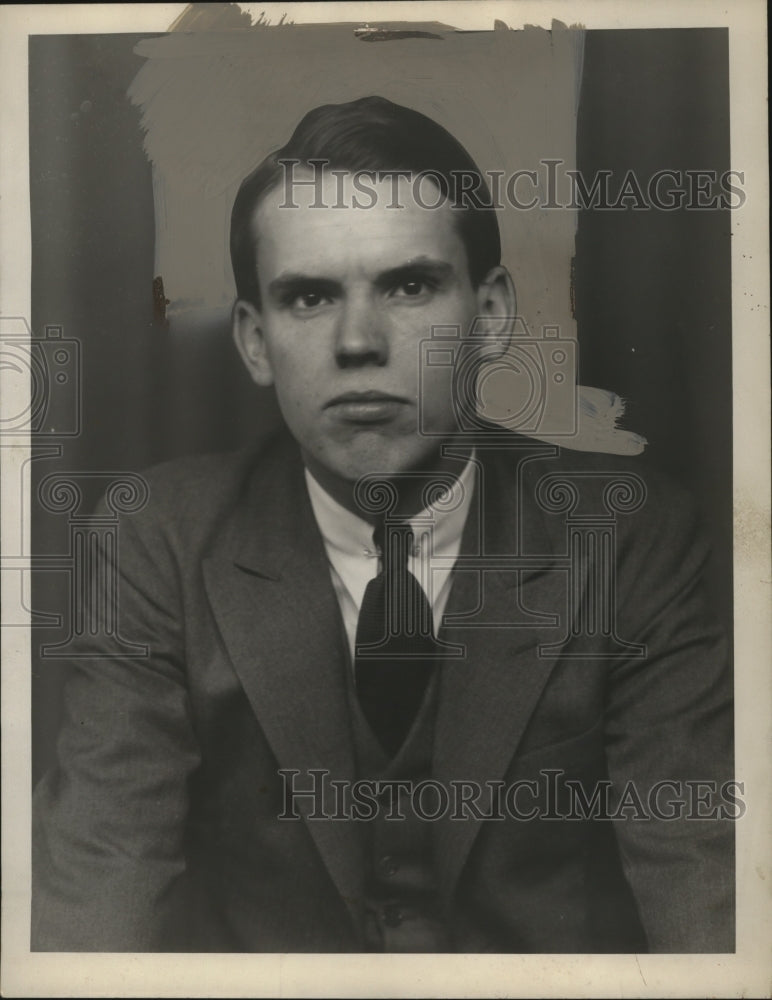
[230,96,502,307]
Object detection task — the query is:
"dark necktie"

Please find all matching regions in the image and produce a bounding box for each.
[354,520,440,757]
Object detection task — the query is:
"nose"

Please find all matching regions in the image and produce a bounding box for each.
[334,296,388,368]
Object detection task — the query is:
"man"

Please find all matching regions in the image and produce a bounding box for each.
[32,97,734,953]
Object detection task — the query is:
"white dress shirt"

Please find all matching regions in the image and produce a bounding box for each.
[305,456,477,665]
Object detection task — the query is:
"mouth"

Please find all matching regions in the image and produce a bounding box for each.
[324,390,410,423]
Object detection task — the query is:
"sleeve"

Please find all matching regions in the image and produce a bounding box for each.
[31,495,202,952]
[603,474,735,952]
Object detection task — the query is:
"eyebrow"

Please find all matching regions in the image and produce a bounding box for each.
[266,257,456,303]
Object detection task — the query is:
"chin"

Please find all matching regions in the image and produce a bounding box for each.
[341,441,443,482]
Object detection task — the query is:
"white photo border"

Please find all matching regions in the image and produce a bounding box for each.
[1,2,769,997]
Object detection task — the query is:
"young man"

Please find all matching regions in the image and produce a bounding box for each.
[32,97,734,953]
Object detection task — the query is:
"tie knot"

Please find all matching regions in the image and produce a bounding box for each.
[373,519,413,574]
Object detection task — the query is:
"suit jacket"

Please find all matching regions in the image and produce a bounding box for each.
[31,426,734,952]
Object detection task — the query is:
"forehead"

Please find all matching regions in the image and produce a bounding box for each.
[252,170,468,277]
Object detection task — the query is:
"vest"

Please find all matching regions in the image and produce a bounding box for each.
[346,672,451,952]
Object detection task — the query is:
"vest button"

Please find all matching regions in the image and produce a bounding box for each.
[379,855,399,877]
[383,904,404,927]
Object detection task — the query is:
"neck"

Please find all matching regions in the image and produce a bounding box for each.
[303,439,474,524]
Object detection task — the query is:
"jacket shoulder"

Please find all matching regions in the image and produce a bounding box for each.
[491,432,699,531]
[101,438,279,558]
[136,449,255,518]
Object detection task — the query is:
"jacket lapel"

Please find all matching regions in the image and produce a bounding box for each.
[433,443,568,903]
[202,434,364,930]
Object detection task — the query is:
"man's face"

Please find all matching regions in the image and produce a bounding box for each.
[234,172,512,496]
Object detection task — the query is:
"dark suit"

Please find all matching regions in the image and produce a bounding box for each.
[32,426,734,952]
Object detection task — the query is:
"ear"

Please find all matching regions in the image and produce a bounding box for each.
[232,299,274,387]
[473,265,517,356]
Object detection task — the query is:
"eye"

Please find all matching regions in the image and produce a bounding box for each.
[293,291,329,310]
[392,277,436,300]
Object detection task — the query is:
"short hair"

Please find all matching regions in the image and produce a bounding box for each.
[230,96,502,307]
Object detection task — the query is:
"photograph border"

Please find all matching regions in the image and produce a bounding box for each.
[2,3,769,997]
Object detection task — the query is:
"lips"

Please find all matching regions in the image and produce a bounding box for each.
[324,390,409,423]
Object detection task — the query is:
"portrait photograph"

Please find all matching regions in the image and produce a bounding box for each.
[1,2,769,997]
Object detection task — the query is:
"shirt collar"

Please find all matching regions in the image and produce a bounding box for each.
[305,453,477,561]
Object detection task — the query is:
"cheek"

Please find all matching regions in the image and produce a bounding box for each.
[267,340,321,394]
[418,366,457,422]
[268,361,318,427]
